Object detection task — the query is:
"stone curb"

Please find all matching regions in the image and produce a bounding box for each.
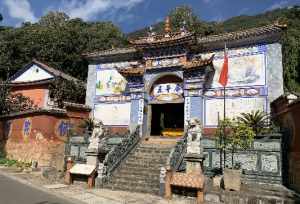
[0,169,87,204]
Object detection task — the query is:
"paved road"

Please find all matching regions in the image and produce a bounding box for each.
[0,173,79,204]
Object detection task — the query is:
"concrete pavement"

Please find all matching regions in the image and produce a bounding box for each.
[0,173,80,204]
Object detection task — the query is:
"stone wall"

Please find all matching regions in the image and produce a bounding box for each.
[203,135,282,184]
[3,114,68,170]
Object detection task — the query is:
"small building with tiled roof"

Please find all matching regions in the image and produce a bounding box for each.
[0,60,90,171]
[84,17,286,138]
[7,59,84,108]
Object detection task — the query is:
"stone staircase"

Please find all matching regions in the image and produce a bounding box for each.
[103,138,176,195]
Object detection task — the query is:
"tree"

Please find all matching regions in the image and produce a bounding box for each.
[0,14,3,22]
[237,110,269,136]
[227,121,255,168]
[169,6,219,36]
[0,81,36,115]
[49,77,86,108]
[39,11,69,27]
[215,118,255,169]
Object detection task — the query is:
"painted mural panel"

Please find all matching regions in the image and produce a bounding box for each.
[96,69,127,96]
[205,97,266,126]
[94,103,131,126]
[212,53,266,88]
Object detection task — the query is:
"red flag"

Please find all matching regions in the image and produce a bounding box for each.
[218,46,228,87]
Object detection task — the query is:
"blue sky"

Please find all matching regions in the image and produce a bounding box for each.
[0,0,299,33]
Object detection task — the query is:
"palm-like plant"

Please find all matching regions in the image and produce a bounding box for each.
[237,110,269,136]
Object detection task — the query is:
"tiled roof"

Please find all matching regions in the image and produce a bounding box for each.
[9,59,83,84]
[183,55,214,70]
[63,102,91,111]
[117,67,145,77]
[83,23,286,59]
[5,78,55,87]
[0,108,67,120]
[83,47,137,58]
[31,60,81,82]
[130,31,196,48]
[197,23,286,45]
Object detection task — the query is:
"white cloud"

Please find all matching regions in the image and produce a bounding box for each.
[3,0,37,23]
[60,0,144,21]
[267,0,289,11]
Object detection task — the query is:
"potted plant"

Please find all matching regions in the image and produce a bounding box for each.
[224,120,254,191]
[237,110,269,136]
[215,118,255,191]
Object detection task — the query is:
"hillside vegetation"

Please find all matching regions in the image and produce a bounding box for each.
[0,6,299,91]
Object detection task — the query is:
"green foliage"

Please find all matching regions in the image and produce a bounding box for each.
[80,118,95,132]
[237,110,269,136]
[0,12,127,81]
[215,118,233,151]
[49,77,86,108]
[0,81,10,114]
[128,5,220,38]
[39,11,69,27]
[215,117,255,168]
[169,6,219,36]
[0,81,36,115]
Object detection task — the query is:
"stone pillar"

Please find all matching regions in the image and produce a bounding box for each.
[64,157,74,185]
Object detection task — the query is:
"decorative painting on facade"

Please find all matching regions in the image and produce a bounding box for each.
[23,118,32,139]
[205,97,266,126]
[94,103,131,126]
[212,53,266,88]
[96,68,127,96]
[56,120,69,137]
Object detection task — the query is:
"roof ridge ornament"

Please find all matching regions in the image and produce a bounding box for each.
[180,20,187,36]
[164,16,171,37]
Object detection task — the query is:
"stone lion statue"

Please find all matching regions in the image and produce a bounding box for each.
[88,120,105,150]
[187,118,203,155]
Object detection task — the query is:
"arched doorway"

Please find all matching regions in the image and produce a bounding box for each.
[147,75,184,137]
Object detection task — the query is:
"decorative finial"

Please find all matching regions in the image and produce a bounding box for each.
[180,20,187,34]
[164,16,171,33]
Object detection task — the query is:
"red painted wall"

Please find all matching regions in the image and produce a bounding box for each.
[1,108,90,170]
[11,84,49,108]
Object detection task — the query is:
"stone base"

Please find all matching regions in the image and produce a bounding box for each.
[86,149,99,166]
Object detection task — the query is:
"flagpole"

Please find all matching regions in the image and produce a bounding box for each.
[218,43,228,171]
[223,82,226,169]
[223,43,227,170]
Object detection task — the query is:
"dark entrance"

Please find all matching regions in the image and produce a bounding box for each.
[151,103,184,136]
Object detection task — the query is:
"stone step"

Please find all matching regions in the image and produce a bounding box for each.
[105,183,160,195]
[116,169,161,177]
[106,141,174,195]
[137,147,172,153]
[125,159,167,165]
[121,163,164,170]
[106,179,160,191]
[111,173,160,181]
[109,177,159,186]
